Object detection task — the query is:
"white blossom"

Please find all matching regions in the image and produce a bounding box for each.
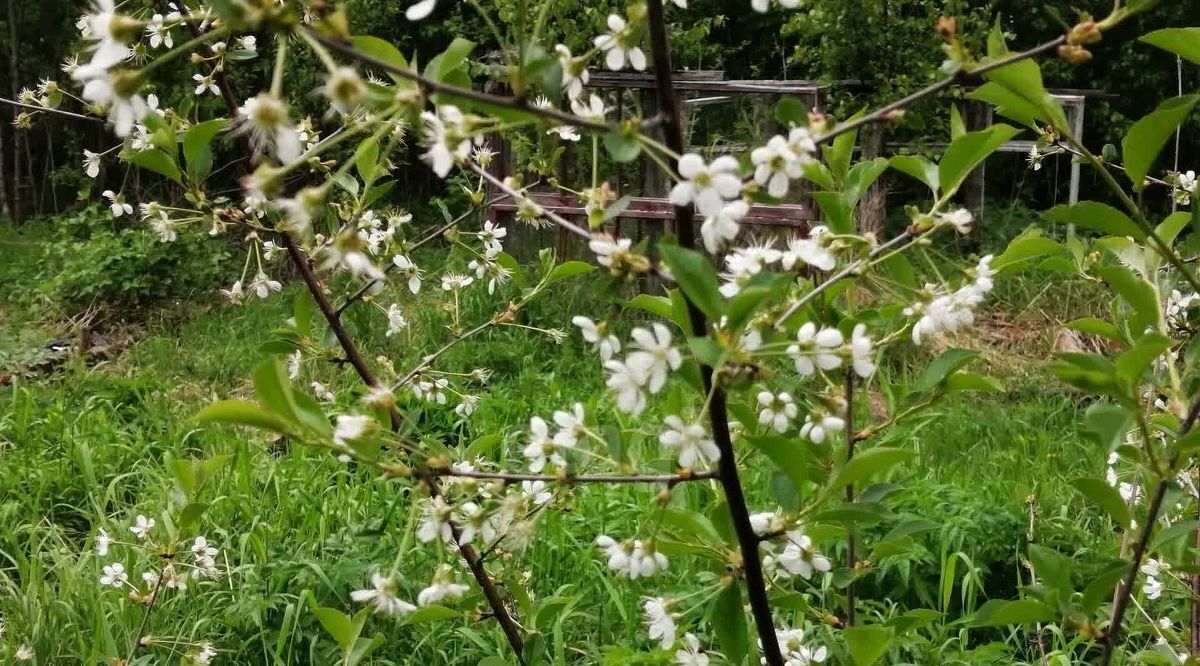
[333,414,374,448]
[849,324,875,378]
[594,14,646,71]
[386,304,408,337]
[701,200,748,253]
[675,633,710,665]
[757,391,797,433]
[351,573,417,616]
[101,189,132,217]
[780,228,836,272]
[605,359,648,415]
[237,93,302,163]
[660,416,720,469]
[393,254,423,293]
[644,597,677,649]
[800,412,844,444]
[193,72,219,96]
[249,271,281,299]
[83,149,102,178]
[572,316,620,361]
[751,134,808,198]
[129,514,154,540]
[555,44,590,100]
[311,382,335,402]
[95,528,111,555]
[775,530,831,580]
[669,153,743,217]
[99,562,128,587]
[524,416,568,472]
[145,14,172,49]
[590,235,633,268]
[405,0,439,20]
[786,323,843,376]
[627,324,683,393]
[417,566,469,606]
[421,105,473,178]
[417,496,453,543]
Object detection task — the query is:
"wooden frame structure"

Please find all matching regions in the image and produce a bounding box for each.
[484,70,827,244]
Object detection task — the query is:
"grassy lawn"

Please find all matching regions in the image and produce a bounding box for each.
[0,221,1118,665]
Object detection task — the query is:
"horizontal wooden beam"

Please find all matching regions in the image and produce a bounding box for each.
[488,192,815,228]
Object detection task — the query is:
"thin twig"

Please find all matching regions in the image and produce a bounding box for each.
[126,571,164,663]
[301,27,614,133]
[772,231,915,330]
[0,96,103,123]
[468,163,594,239]
[813,36,1067,147]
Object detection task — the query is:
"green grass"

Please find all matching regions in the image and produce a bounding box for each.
[0,219,1134,665]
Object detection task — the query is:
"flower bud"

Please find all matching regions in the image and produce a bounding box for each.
[935,16,957,40]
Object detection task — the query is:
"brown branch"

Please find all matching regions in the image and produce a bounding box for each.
[813,36,1067,147]
[644,1,784,663]
[433,468,719,484]
[1100,398,1200,665]
[300,27,613,133]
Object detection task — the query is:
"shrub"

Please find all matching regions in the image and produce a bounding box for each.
[26,206,234,312]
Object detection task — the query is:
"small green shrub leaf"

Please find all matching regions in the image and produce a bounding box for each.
[658,244,723,320]
[1140,28,1200,65]
[1122,95,1200,190]
[1070,477,1132,528]
[194,400,294,434]
[709,583,749,664]
[1043,202,1143,240]
[844,625,893,666]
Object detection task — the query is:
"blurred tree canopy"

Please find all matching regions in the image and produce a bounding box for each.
[2,0,1196,221]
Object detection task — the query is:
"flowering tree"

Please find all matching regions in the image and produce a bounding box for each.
[10,0,1200,664]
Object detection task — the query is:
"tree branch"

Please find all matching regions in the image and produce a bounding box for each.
[0,96,103,123]
[813,36,1067,147]
[644,1,784,663]
[300,26,616,134]
[1101,398,1200,665]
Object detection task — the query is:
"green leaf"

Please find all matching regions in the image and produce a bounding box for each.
[826,110,864,183]
[355,137,379,183]
[545,261,595,284]
[917,349,978,391]
[775,97,810,126]
[658,244,723,320]
[1115,333,1171,388]
[603,131,641,162]
[182,118,226,182]
[971,599,1057,627]
[1070,477,1133,528]
[709,583,748,664]
[312,606,356,651]
[626,294,675,321]
[747,435,809,490]
[1065,317,1124,344]
[888,155,939,194]
[193,400,294,434]
[724,273,790,332]
[939,125,1020,197]
[402,605,461,625]
[829,448,915,492]
[127,149,181,184]
[885,609,943,635]
[1042,202,1144,240]
[992,229,1064,274]
[352,35,410,82]
[1156,211,1191,249]
[439,37,475,79]
[843,158,889,204]
[1081,560,1128,615]
[1141,28,1200,65]
[811,191,853,234]
[1094,265,1158,334]
[949,104,966,140]
[844,625,893,666]
[968,82,1042,129]
[1122,95,1200,190]
[1027,544,1074,594]
[981,21,1068,128]
[294,290,316,339]
[1050,353,1122,397]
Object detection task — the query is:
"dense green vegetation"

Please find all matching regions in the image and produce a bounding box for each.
[1,214,1143,664]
